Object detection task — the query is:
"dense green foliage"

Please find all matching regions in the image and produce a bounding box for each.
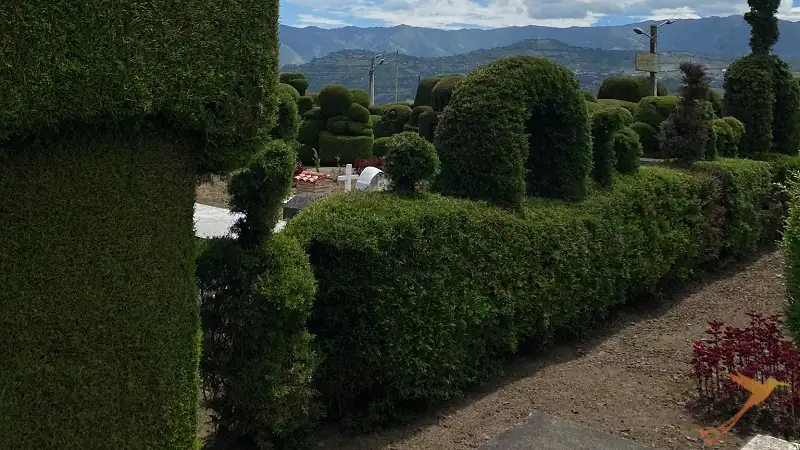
[725,56,773,157]
[435,56,591,209]
[297,95,315,116]
[319,85,355,117]
[383,132,441,195]
[582,91,598,102]
[198,140,319,449]
[783,171,800,346]
[633,96,680,128]
[350,88,370,108]
[3,1,281,176]
[590,108,626,187]
[318,131,374,165]
[597,98,639,114]
[281,72,310,96]
[285,159,777,427]
[597,76,668,103]
[278,83,301,100]
[0,128,200,449]
[614,127,643,174]
[771,57,800,155]
[413,76,443,108]
[659,62,711,166]
[431,76,465,111]
[630,121,660,157]
[418,110,440,142]
[271,87,301,141]
[372,137,393,157]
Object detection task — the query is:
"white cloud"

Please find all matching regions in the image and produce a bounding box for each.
[294,13,351,27]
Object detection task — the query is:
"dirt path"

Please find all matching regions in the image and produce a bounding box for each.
[319,251,787,450]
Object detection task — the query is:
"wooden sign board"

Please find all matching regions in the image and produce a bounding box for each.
[635,52,659,72]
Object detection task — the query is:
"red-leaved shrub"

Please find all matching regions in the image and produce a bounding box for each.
[691,312,800,434]
[354,157,384,174]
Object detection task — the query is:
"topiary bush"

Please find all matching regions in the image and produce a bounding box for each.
[603,106,634,126]
[705,123,719,161]
[318,131,373,165]
[350,88,370,109]
[318,85,355,117]
[431,75,465,111]
[771,56,800,156]
[707,90,724,117]
[346,103,371,124]
[278,82,301,101]
[582,91,598,102]
[381,104,413,135]
[0,1,282,447]
[369,105,387,116]
[590,108,627,187]
[597,98,639,114]
[712,118,735,157]
[723,116,746,155]
[586,101,604,114]
[413,76,442,108]
[630,121,660,158]
[435,55,591,209]
[271,87,301,141]
[659,62,711,167]
[633,96,681,128]
[383,132,441,195]
[198,140,319,449]
[418,110,440,143]
[297,95,315,116]
[372,136,393,157]
[614,127,643,174]
[597,75,668,103]
[280,72,310,96]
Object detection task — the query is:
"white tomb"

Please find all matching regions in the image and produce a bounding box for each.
[194,202,288,238]
[356,166,389,191]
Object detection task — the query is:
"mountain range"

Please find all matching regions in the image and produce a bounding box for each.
[282,39,733,105]
[278,15,800,67]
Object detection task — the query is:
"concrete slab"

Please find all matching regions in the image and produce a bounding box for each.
[479,411,656,450]
[741,435,800,450]
[194,202,287,238]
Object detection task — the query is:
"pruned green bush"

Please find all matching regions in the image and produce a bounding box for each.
[381,104,413,135]
[590,108,627,187]
[707,90,724,117]
[308,92,319,103]
[418,110,440,143]
[633,96,681,128]
[582,91,598,102]
[409,105,434,127]
[369,105,387,116]
[280,72,310,96]
[298,118,326,164]
[318,85,355,117]
[724,54,775,157]
[659,62,711,167]
[586,101,604,114]
[783,170,800,345]
[597,98,639,114]
[597,76,668,103]
[431,75,465,111]
[383,132,441,195]
[346,103,371,124]
[435,56,591,208]
[614,127,643,174]
[372,137,392,157]
[271,87,301,141]
[318,131,373,165]
[350,88,370,109]
[705,122,719,160]
[630,121,660,158]
[723,116,746,155]
[712,118,735,157]
[297,96,315,116]
[771,56,800,156]
[278,82,301,101]
[284,158,776,427]
[603,106,634,126]
[413,76,443,108]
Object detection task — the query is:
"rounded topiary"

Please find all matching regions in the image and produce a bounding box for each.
[582,91,598,102]
[326,116,349,134]
[271,87,301,141]
[435,55,592,208]
[418,110,440,143]
[629,121,659,157]
[413,76,443,108]
[346,103,371,124]
[317,131,373,165]
[369,105,387,116]
[705,122,718,160]
[596,98,638,114]
[633,96,681,128]
[590,108,626,188]
[298,117,326,150]
[614,127,643,174]
[771,56,800,155]
[280,72,309,96]
[370,114,381,124]
[347,121,373,137]
[350,88,370,109]
[603,106,634,126]
[318,84,354,117]
[307,92,319,103]
[696,100,717,120]
[431,75,464,112]
[586,101,604,114]
[723,116,746,155]
[409,105,434,127]
[724,54,774,157]
[707,90,724,117]
[383,132,441,195]
[597,76,668,103]
[372,137,393,157]
[303,106,324,120]
[382,104,413,134]
[712,118,735,156]
[278,82,300,101]
[297,95,315,116]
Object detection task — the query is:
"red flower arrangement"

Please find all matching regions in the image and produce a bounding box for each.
[354,157,384,175]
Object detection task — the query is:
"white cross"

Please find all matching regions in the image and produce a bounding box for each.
[337,164,359,191]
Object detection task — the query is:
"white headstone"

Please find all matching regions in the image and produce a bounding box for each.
[356,166,390,191]
[337,163,359,192]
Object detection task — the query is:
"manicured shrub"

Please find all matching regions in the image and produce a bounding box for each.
[771,57,800,156]
[372,137,393,157]
[784,171,800,343]
[278,82,301,100]
[280,72,310,96]
[297,118,326,164]
[712,118,734,157]
[431,75,464,111]
[603,106,634,126]
[630,121,660,158]
[346,103,371,123]
[373,118,394,139]
[413,76,442,108]
[707,90,724,117]
[435,55,591,208]
[297,95,315,116]
[614,127,643,174]
[633,96,681,128]
[381,104,413,135]
[383,132,441,195]
[690,313,799,435]
[585,101,604,114]
[704,123,718,161]
[409,105,434,127]
[350,88,370,108]
[582,91,598,102]
[318,85,355,117]
[285,159,776,426]
[198,140,319,449]
[418,110,440,143]
[724,54,775,157]
[369,105,387,116]
[370,114,382,124]
[308,92,319,103]
[597,75,668,103]
[597,98,639,114]
[318,131,373,165]
[659,62,711,167]
[271,87,301,141]
[590,108,626,187]
[723,116,746,155]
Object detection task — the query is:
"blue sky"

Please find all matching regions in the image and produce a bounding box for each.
[278,0,800,29]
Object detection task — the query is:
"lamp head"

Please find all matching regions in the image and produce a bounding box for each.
[633,27,645,35]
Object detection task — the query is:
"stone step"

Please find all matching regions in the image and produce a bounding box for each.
[741,435,800,450]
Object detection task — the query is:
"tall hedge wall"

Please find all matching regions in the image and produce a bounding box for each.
[0,128,200,448]
[285,158,777,426]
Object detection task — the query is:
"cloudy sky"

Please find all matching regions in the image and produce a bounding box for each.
[280,0,800,29]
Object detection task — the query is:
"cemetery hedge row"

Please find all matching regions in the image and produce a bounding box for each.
[285,158,778,425]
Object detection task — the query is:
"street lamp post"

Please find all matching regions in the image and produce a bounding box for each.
[633,20,674,96]
[368,53,386,106]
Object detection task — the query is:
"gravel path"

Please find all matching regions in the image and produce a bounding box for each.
[319,251,787,450]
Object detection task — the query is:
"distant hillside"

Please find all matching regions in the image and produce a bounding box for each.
[282,39,731,106]
[278,16,800,66]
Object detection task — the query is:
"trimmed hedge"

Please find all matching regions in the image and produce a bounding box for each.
[350,89,370,109]
[372,137,393,157]
[435,56,592,208]
[633,96,681,128]
[582,91,598,102]
[3,1,281,176]
[597,98,639,114]
[590,108,626,187]
[271,87,301,141]
[614,127,643,174]
[724,54,775,157]
[278,82,301,101]
[0,127,199,448]
[597,76,668,103]
[413,77,442,108]
[383,132,441,195]
[418,110,440,143]
[285,159,777,426]
[318,131,373,165]
[280,72,310,96]
[297,96,315,116]
[319,85,354,117]
[784,173,800,344]
[630,121,660,158]
[771,56,800,156]
[431,76,464,111]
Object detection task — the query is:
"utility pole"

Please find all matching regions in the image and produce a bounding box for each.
[394,50,399,103]
[649,24,658,97]
[368,53,385,107]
